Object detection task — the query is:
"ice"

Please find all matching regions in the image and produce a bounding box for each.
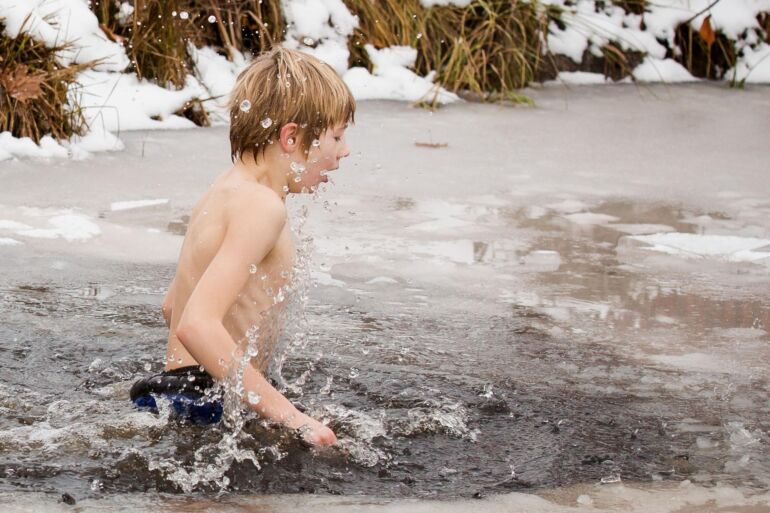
[607,224,675,235]
[625,233,770,263]
[17,212,101,242]
[311,271,346,287]
[0,237,22,246]
[110,199,169,211]
[545,199,589,214]
[563,212,620,225]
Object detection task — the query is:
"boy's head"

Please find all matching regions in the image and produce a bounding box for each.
[228,47,355,183]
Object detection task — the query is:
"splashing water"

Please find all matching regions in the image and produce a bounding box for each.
[261,118,273,129]
[239,100,251,113]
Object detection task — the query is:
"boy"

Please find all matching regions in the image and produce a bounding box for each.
[129,47,353,447]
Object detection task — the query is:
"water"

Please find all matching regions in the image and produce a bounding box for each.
[1,84,769,510]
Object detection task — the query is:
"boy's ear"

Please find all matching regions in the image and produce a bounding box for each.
[279,123,299,153]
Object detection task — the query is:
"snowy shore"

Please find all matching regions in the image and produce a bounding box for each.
[0,0,769,161]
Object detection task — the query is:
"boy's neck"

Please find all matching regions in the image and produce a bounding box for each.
[234,149,289,201]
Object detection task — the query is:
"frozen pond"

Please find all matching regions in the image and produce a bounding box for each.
[1,84,769,511]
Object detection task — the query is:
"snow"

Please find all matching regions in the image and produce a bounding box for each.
[627,233,770,263]
[633,57,698,82]
[72,71,203,133]
[110,199,169,211]
[282,0,358,76]
[732,42,770,84]
[0,237,23,246]
[188,44,249,124]
[0,0,129,71]
[553,71,612,85]
[344,45,458,103]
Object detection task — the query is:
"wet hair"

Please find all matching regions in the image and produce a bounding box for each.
[228,46,356,162]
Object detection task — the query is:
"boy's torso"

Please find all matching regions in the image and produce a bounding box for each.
[165,170,294,372]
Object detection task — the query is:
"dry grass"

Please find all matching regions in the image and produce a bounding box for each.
[0,22,91,142]
[345,0,551,101]
[92,0,285,89]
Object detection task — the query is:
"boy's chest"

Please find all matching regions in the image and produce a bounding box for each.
[258,223,295,284]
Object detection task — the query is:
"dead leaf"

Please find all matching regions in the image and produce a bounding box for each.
[414,141,448,149]
[699,15,716,46]
[1,65,44,103]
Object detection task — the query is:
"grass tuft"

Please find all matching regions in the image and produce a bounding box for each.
[0,21,91,142]
[345,0,550,102]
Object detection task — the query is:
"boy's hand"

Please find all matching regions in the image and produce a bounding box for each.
[292,414,337,447]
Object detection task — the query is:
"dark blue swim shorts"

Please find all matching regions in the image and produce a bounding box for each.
[129,365,223,425]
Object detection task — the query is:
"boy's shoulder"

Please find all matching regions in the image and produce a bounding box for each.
[220,180,287,230]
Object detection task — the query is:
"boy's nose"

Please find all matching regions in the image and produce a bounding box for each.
[340,144,350,159]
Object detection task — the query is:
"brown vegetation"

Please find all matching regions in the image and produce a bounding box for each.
[0,23,90,142]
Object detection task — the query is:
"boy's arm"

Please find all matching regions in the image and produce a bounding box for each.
[175,193,335,445]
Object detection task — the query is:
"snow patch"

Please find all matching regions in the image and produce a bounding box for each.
[0,0,130,71]
[72,71,203,132]
[344,45,458,104]
[633,57,698,83]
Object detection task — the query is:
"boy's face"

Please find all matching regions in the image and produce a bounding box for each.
[289,123,350,193]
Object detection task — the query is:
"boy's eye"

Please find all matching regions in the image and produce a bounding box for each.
[334,137,341,142]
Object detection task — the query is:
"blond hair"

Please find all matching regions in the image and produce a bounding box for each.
[228,47,355,162]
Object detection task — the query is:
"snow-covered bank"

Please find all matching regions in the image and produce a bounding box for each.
[1,0,769,160]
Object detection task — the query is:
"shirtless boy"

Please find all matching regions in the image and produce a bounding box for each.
[129,47,353,447]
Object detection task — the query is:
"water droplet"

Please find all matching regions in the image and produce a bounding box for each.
[144,362,152,372]
[239,99,251,112]
[311,139,320,147]
[287,137,294,145]
[349,367,360,378]
[218,358,226,366]
[187,375,196,382]
[303,37,314,45]
[248,392,261,405]
[282,185,289,192]
[416,32,423,39]
[261,117,272,129]
[290,161,305,173]
[249,264,257,274]
[179,11,189,20]
[207,15,216,23]
[293,176,302,182]
[172,10,177,16]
